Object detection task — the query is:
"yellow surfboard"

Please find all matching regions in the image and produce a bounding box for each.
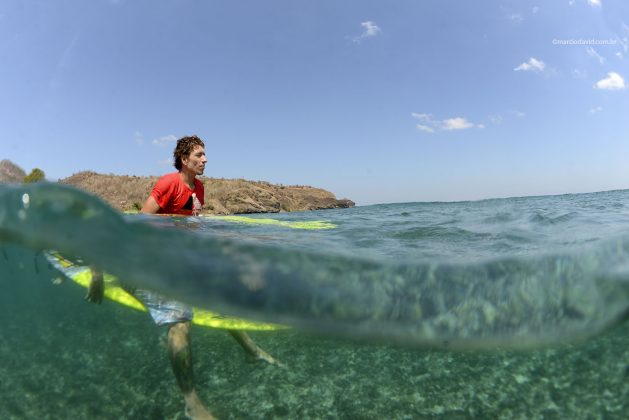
[124,211,337,230]
[49,253,285,331]
[201,215,336,230]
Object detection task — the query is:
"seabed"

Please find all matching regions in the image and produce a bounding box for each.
[1,281,628,419]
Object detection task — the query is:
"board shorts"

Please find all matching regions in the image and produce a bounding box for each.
[131,288,193,326]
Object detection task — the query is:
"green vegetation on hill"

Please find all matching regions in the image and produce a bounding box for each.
[24,168,46,184]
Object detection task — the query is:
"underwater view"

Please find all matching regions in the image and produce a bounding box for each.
[1,183,629,418]
[2,0,629,418]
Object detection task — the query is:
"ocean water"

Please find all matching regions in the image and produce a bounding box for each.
[1,183,629,418]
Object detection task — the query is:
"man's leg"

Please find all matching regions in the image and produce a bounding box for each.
[227,330,283,366]
[168,322,215,420]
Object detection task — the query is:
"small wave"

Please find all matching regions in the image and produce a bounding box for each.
[483,212,514,224]
[529,212,578,225]
[391,226,490,241]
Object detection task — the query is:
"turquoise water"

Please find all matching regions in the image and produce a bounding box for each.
[1,183,629,418]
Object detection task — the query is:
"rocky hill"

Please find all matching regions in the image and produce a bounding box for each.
[0,159,26,183]
[60,171,354,214]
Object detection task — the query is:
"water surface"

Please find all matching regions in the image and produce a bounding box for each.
[1,184,628,418]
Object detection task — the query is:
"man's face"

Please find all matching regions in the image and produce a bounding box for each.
[182,145,207,176]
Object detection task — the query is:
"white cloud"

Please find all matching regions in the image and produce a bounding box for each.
[412,113,480,133]
[362,21,381,37]
[353,21,381,43]
[152,134,178,145]
[586,46,605,64]
[532,6,540,14]
[416,124,435,133]
[442,117,474,131]
[411,113,433,122]
[589,106,603,113]
[568,0,575,5]
[513,110,526,117]
[514,57,546,72]
[588,0,601,7]
[593,72,626,90]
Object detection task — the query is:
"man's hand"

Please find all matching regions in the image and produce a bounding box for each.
[85,267,104,304]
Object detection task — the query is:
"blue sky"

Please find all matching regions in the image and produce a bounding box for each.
[1,0,628,205]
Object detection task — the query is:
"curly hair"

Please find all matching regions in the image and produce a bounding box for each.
[173,135,205,171]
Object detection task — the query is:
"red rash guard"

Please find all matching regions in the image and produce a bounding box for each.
[150,172,204,215]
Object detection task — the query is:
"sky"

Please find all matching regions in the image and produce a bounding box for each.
[1,0,628,206]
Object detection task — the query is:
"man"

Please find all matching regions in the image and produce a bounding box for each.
[87,135,280,420]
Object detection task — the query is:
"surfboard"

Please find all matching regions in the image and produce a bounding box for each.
[201,215,336,230]
[47,252,285,331]
[124,211,336,230]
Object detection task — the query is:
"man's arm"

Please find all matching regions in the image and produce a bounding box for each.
[86,194,159,303]
[86,267,104,304]
[141,195,161,214]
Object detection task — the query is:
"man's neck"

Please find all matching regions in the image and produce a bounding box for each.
[179,170,196,189]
